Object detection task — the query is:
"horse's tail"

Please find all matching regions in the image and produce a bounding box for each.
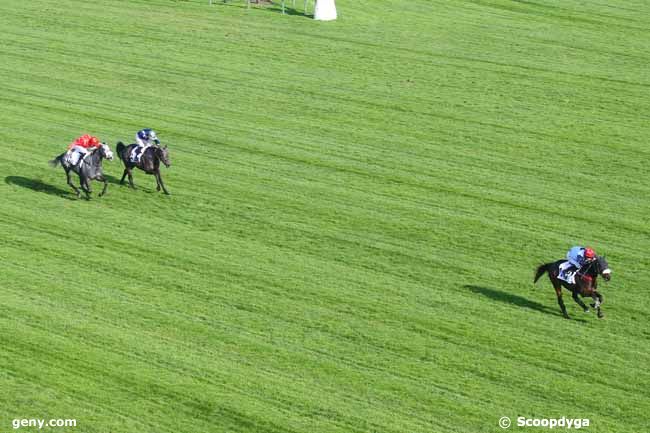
[534,263,553,284]
[49,153,64,168]
[116,142,126,161]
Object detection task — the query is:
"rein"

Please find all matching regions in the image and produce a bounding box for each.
[575,259,598,284]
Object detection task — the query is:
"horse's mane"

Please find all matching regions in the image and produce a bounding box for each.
[582,257,603,276]
[85,144,108,164]
[148,144,166,159]
[89,144,104,154]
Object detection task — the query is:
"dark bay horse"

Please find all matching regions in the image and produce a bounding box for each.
[49,143,114,199]
[116,142,171,195]
[534,256,611,319]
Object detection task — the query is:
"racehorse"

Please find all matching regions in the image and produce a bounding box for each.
[49,143,113,199]
[534,256,611,319]
[116,142,171,195]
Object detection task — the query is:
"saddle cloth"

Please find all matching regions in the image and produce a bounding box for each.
[558,261,576,284]
[129,146,145,163]
[65,150,85,167]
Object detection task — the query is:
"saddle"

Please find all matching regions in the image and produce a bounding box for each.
[65,150,87,167]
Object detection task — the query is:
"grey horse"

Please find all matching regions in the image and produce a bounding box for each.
[49,143,114,199]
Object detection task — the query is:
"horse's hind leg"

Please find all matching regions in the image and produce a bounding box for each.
[549,274,570,319]
[66,170,81,197]
[120,168,128,185]
[127,168,136,189]
[571,291,590,313]
[554,284,570,319]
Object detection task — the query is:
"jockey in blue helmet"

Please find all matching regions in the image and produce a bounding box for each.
[135,128,160,147]
[133,128,160,162]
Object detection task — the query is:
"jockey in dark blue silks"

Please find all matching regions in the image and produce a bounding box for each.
[132,128,160,163]
[560,246,597,283]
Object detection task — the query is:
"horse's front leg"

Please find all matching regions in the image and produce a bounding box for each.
[66,170,81,197]
[155,170,170,195]
[591,291,604,319]
[571,290,590,313]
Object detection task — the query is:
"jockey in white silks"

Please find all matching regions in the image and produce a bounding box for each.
[132,128,160,162]
[314,0,337,21]
[65,134,101,166]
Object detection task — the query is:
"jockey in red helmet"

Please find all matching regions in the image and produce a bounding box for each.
[567,246,597,268]
[66,134,101,166]
[561,246,597,282]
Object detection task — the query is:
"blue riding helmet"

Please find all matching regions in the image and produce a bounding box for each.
[138,128,160,144]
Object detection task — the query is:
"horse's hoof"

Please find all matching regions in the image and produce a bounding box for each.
[583,308,590,313]
[563,314,570,320]
[597,313,604,319]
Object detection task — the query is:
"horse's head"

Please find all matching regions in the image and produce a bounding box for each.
[596,255,611,281]
[156,145,171,168]
[99,142,114,160]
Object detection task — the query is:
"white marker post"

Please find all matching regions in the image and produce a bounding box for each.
[314,0,337,21]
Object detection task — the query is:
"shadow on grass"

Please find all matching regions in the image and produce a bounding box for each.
[104,173,122,185]
[5,176,76,200]
[218,1,313,18]
[462,284,586,320]
[109,174,164,194]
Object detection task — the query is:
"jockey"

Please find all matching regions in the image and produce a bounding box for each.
[66,134,101,166]
[565,246,597,276]
[133,128,160,162]
[135,128,160,147]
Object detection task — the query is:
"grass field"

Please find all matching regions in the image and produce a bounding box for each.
[1,0,649,432]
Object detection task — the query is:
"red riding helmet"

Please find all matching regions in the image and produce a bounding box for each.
[584,247,596,259]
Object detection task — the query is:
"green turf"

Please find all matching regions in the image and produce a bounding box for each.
[1,0,649,432]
